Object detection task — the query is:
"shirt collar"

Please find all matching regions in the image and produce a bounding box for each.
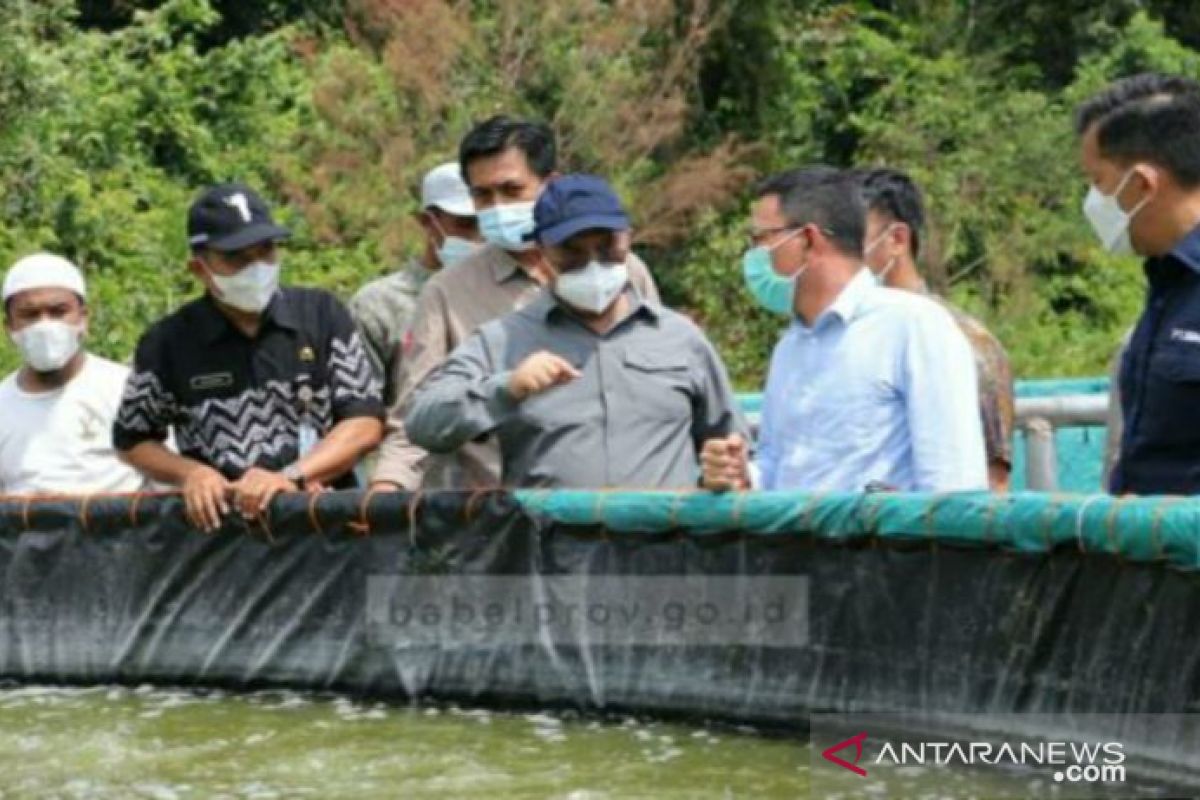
[487,244,529,284]
[805,267,876,330]
[1163,220,1200,275]
[198,290,299,343]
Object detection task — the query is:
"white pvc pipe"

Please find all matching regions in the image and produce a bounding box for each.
[1015,395,1109,428]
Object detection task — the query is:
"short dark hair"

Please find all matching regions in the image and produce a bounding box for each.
[856,167,925,258]
[1076,73,1200,188]
[753,166,865,257]
[459,115,557,180]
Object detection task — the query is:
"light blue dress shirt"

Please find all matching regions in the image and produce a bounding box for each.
[756,269,987,492]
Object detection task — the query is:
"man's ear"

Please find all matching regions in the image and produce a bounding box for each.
[616,229,633,252]
[1133,164,1162,199]
[802,222,821,250]
[413,210,432,229]
[188,253,215,293]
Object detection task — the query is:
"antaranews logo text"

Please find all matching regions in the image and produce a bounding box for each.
[821,732,1126,785]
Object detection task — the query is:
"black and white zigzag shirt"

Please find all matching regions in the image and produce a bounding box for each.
[113,287,384,484]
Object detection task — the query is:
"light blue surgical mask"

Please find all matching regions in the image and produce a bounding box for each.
[436,235,482,268]
[478,201,538,252]
[742,230,805,315]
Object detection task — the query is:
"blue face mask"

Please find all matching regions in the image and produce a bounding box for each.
[436,235,482,268]
[742,231,805,315]
[477,201,538,252]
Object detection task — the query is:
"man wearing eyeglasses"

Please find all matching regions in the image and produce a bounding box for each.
[700,166,987,493]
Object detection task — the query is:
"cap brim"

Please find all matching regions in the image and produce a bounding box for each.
[535,213,630,246]
[207,223,291,252]
[427,199,477,218]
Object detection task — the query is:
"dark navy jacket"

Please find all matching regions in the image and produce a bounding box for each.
[1112,223,1200,495]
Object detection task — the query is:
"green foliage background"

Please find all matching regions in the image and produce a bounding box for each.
[2,0,1199,388]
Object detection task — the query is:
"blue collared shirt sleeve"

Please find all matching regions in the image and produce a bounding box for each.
[902,305,988,492]
[752,339,786,491]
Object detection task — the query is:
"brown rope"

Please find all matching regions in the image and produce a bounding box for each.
[730,490,745,530]
[306,491,326,538]
[1103,494,1131,559]
[252,504,277,545]
[594,490,611,541]
[800,492,825,533]
[79,494,95,535]
[348,486,383,537]
[981,494,1001,547]
[860,493,884,535]
[1038,494,1063,553]
[129,492,144,528]
[1148,495,1183,563]
[667,492,684,530]
[921,494,943,542]
[464,489,489,521]
[407,491,424,548]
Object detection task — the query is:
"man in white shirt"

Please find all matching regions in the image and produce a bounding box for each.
[0,253,147,494]
[700,167,987,493]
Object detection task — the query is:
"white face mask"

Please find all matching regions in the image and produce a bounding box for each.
[12,319,83,373]
[1082,168,1152,255]
[554,260,629,314]
[209,260,280,313]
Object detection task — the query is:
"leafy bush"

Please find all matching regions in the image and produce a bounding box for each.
[664,6,1200,384]
[2,0,1199,388]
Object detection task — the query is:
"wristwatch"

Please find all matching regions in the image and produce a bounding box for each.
[283,462,307,490]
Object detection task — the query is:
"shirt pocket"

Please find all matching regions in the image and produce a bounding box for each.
[622,347,695,421]
[1149,346,1200,382]
[1143,345,1200,443]
[830,377,898,444]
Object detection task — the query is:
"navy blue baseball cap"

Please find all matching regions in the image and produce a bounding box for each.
[187,183,291,252]
[530,174,630,246]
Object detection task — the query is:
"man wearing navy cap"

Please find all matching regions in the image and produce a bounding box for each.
[114,183,385,530]
[403,175,745,488]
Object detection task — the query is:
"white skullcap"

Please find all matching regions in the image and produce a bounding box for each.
[3,253,87,302]
[420,161,476,217]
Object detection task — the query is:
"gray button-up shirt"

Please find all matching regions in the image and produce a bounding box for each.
[404,290,745,488]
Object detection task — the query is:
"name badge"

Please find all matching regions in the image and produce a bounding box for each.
[1169,328,1200,346]
[190,372,234,391]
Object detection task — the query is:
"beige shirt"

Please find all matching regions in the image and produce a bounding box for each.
[373,243,661,488]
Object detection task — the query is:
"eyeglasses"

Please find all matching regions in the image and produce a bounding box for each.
[745,226,795,248]
[745,224,834,249]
